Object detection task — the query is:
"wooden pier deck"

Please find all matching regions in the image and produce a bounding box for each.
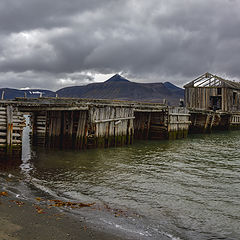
[0,97,190,160]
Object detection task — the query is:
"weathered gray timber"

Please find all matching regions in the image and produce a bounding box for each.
[0,97,191,160]
[184,73,240,112]
[134,110,167,140]
[134,107,191,140]
[32,112,46,146]
[184,73,240,133]
[168,107,191,139]
[0,105,25,160]
[229,113,240,130]
[188,108,231,133]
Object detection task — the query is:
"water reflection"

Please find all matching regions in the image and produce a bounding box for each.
[0,158,21,171]
[20,115,34,177]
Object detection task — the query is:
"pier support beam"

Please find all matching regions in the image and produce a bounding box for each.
[0,105,25,161]
[32,112,47,147]
[88,106,134,148]
[149,111,168,140]
[189,111,231,133]
[134,108,190,141]
[32,110,88,149]
[168,107,191,139]
[134,112,151,140]
[32,106,135,150]
[7,106,13,151]
[229,114,240,130]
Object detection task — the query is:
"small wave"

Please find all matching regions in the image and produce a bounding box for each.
[29,178,62,199]
[161,231,183,240]
[101,218,152,238]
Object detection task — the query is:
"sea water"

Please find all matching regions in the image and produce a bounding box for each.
[1,121,240,239]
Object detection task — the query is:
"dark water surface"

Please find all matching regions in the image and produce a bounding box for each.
[1,126,240,239]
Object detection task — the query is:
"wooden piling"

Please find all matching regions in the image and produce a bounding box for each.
[76,110,88,149]
[0,105,25,160]
[168,108,191,139]
[149,111,168,140]
[6,106,14,153]
[0,106,7,150]
[37,110,89,150]
[229,114,240,130]
[1,91,5,100]
[32,112,47,147]
[134,112,152,140]
[87,106,134,149]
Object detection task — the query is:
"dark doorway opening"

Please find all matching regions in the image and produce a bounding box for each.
[209,96,222,111]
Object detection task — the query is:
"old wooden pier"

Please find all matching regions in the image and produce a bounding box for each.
[2,72,240,161]
[0,98,190,160]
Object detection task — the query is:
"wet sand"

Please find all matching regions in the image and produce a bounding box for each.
[0,193,124,240]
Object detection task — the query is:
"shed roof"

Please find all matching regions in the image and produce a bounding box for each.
[184,73,240,90]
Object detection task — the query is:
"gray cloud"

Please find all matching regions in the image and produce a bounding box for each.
[0,71,94,90]
[0,0,240,89]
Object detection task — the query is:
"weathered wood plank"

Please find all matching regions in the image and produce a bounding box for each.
[7,106,13,147]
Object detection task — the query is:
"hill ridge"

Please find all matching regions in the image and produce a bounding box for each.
[0,74,184,105]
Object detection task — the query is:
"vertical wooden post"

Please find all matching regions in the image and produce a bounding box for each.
[6,106,13,153]
[76,111,87,149]
[32,112,47,147]
[204,114,210,132]
[146,112,151,139]
[210,114,215,130]
[108,107,115,147]
[1,91,5,100]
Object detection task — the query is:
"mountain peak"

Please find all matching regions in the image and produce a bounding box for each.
[105,74,130,83]
[164,81,182,90]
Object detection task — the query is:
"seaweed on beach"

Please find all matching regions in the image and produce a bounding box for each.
[34,205,45,214]
[48,199,95,208]
[0,191,8,197]
[34,197,95,210]
[10,200,24,207]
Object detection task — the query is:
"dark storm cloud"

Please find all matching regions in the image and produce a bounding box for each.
[0,0,115,33]
[1,0,240,89]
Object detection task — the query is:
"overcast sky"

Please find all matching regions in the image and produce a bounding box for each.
[1,0,240,90]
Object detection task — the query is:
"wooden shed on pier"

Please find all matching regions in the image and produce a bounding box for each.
[184,73,240,112]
